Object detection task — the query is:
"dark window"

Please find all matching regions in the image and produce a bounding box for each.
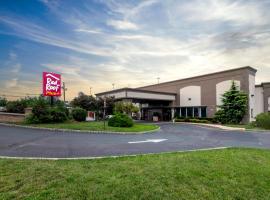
[194,107,199,117]
[187,107,193,117]
[175,108,180,118]
[201,107,207,118]
[180,107,186,117]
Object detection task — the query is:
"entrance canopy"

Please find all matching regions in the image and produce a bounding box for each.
[95,88,176,101]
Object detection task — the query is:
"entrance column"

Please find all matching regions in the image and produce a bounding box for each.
[171,108,175,121]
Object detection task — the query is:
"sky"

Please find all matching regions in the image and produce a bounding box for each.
[0,0,270,101]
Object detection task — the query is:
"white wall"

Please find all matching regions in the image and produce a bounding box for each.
[254,86,264,116]
[249,74,256,121]
[216,80,240,106]
[180,86,201,106]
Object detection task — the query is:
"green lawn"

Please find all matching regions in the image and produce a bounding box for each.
[1,148,270,199]
[27,121,159,133]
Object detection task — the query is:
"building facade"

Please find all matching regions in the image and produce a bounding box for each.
[95,66,270,122]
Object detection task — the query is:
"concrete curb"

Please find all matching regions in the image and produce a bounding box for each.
[0,146,231,160]
[0,123,160,135]
[174,122,245,131]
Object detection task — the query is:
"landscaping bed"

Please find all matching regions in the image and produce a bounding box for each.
[1,148,270,199]
[20,121,159,133]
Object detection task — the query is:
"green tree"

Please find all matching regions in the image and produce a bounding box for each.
[96,96,115,117]
[71,92,97,111]
[0,97,7,107]
[114,101,139,116]
[214,81,248,124]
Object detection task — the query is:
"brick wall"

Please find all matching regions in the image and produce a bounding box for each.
[0,112,25,123]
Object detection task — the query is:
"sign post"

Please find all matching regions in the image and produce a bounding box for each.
[42,72,61,106]
[103,99,106,130]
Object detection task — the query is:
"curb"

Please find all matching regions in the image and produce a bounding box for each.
[0,146,231,160]
[0,123,160,135]
[174,122,245,131]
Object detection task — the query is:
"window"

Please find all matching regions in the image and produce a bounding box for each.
[187,107,193,117]
[201,107,207,118]
[180,107,186,117]
[194,107,199,117]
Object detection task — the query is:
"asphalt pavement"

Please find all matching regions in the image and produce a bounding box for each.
[0,123,270,158]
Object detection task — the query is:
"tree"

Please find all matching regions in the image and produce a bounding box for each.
[96,96,115,116]
[0,97,7,107]
[214,81,248,124]
[114,101,139,116]
[71,92,97,111]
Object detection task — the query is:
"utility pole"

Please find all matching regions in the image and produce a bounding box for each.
[90,87,92,96]
[157,77,160,84]
[62,82,67,103]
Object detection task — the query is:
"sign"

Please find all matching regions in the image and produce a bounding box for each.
[43,72,61,96]
[86,111,96,121]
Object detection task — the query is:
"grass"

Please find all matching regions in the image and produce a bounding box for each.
[1,148,270,199]
[25,121,159,133]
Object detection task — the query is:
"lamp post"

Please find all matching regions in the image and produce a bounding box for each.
[62,82,67,103]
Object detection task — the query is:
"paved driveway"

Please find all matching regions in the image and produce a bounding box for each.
[0,123,270,158]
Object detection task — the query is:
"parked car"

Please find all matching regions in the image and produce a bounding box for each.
[0,106,7,112]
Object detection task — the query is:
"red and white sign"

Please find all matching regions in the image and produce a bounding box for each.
[43,72,61,96]
[86,111,96,121]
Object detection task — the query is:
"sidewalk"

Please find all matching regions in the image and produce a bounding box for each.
[174,122,245,131]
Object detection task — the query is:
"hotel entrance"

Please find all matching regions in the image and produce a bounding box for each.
[141,107,172,121]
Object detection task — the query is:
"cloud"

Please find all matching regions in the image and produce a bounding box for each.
[75,28,103,34]
[178,0,268,26]
[1,0,270,100]
[0,17,111,56]
[107,19,138,30]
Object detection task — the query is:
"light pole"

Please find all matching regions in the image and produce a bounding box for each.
[112,83,115,90]
[62,82,67,103]
[157,77,160,84]
[90,87,92,96]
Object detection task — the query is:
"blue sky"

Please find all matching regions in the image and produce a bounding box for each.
[1,0,270,100]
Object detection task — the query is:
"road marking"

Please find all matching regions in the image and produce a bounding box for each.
[128,139,168,144]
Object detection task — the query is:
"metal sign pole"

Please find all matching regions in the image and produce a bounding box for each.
[103,99,106,130]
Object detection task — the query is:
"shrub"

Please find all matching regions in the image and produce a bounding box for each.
[255,113,270,129]
[174,118,185,122]
[26,98,68,124]
[71,107,87,122]
[174,118,210,124]
[189,119,210,123]
[6,100,27,113]
[26,98,50,123]
[50,107,67,123]
[108,113,134,127]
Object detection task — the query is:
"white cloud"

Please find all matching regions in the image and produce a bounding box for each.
[107,19,139,30]
[1,0,270,99]
[75,29,103,34]
[180,0,267,26]
[0,17,111,57]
